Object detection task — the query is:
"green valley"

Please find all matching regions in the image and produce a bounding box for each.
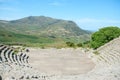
[0,16,91,48]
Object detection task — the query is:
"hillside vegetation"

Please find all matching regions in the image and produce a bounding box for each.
[90,26,120,49]
[0,16,91,47]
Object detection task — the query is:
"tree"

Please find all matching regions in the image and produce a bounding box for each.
[90,26,120,49]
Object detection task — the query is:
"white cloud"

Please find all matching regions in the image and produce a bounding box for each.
[77,18,120,23]
[74,18,120,31]
[0,0,19,11]
[49,2,62,6]
[0,7,16,11]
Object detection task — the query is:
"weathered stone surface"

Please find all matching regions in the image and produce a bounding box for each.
[0,45,48,80]
[0,36,120,80]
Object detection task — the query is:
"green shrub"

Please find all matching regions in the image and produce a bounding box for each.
[66,42,75,47]
[90,26,120,49]
[77,43,83,47]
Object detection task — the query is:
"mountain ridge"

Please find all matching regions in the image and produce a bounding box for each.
[0,16,91,47]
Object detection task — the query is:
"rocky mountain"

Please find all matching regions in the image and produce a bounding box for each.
[0,16,90,36]
[0,16,91,47]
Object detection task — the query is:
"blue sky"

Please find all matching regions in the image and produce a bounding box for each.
[0,0,120,31]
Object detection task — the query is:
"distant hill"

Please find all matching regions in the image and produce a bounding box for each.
[0,16,91,47]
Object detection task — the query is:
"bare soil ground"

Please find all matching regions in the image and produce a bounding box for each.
[28,48,95,75]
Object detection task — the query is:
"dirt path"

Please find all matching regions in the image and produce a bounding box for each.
[28,48,95,75]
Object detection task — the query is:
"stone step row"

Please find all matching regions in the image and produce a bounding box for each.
[0,44,29,66]
[0,44,50,80]
[96,51,120,66]
[95,37,120,66]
